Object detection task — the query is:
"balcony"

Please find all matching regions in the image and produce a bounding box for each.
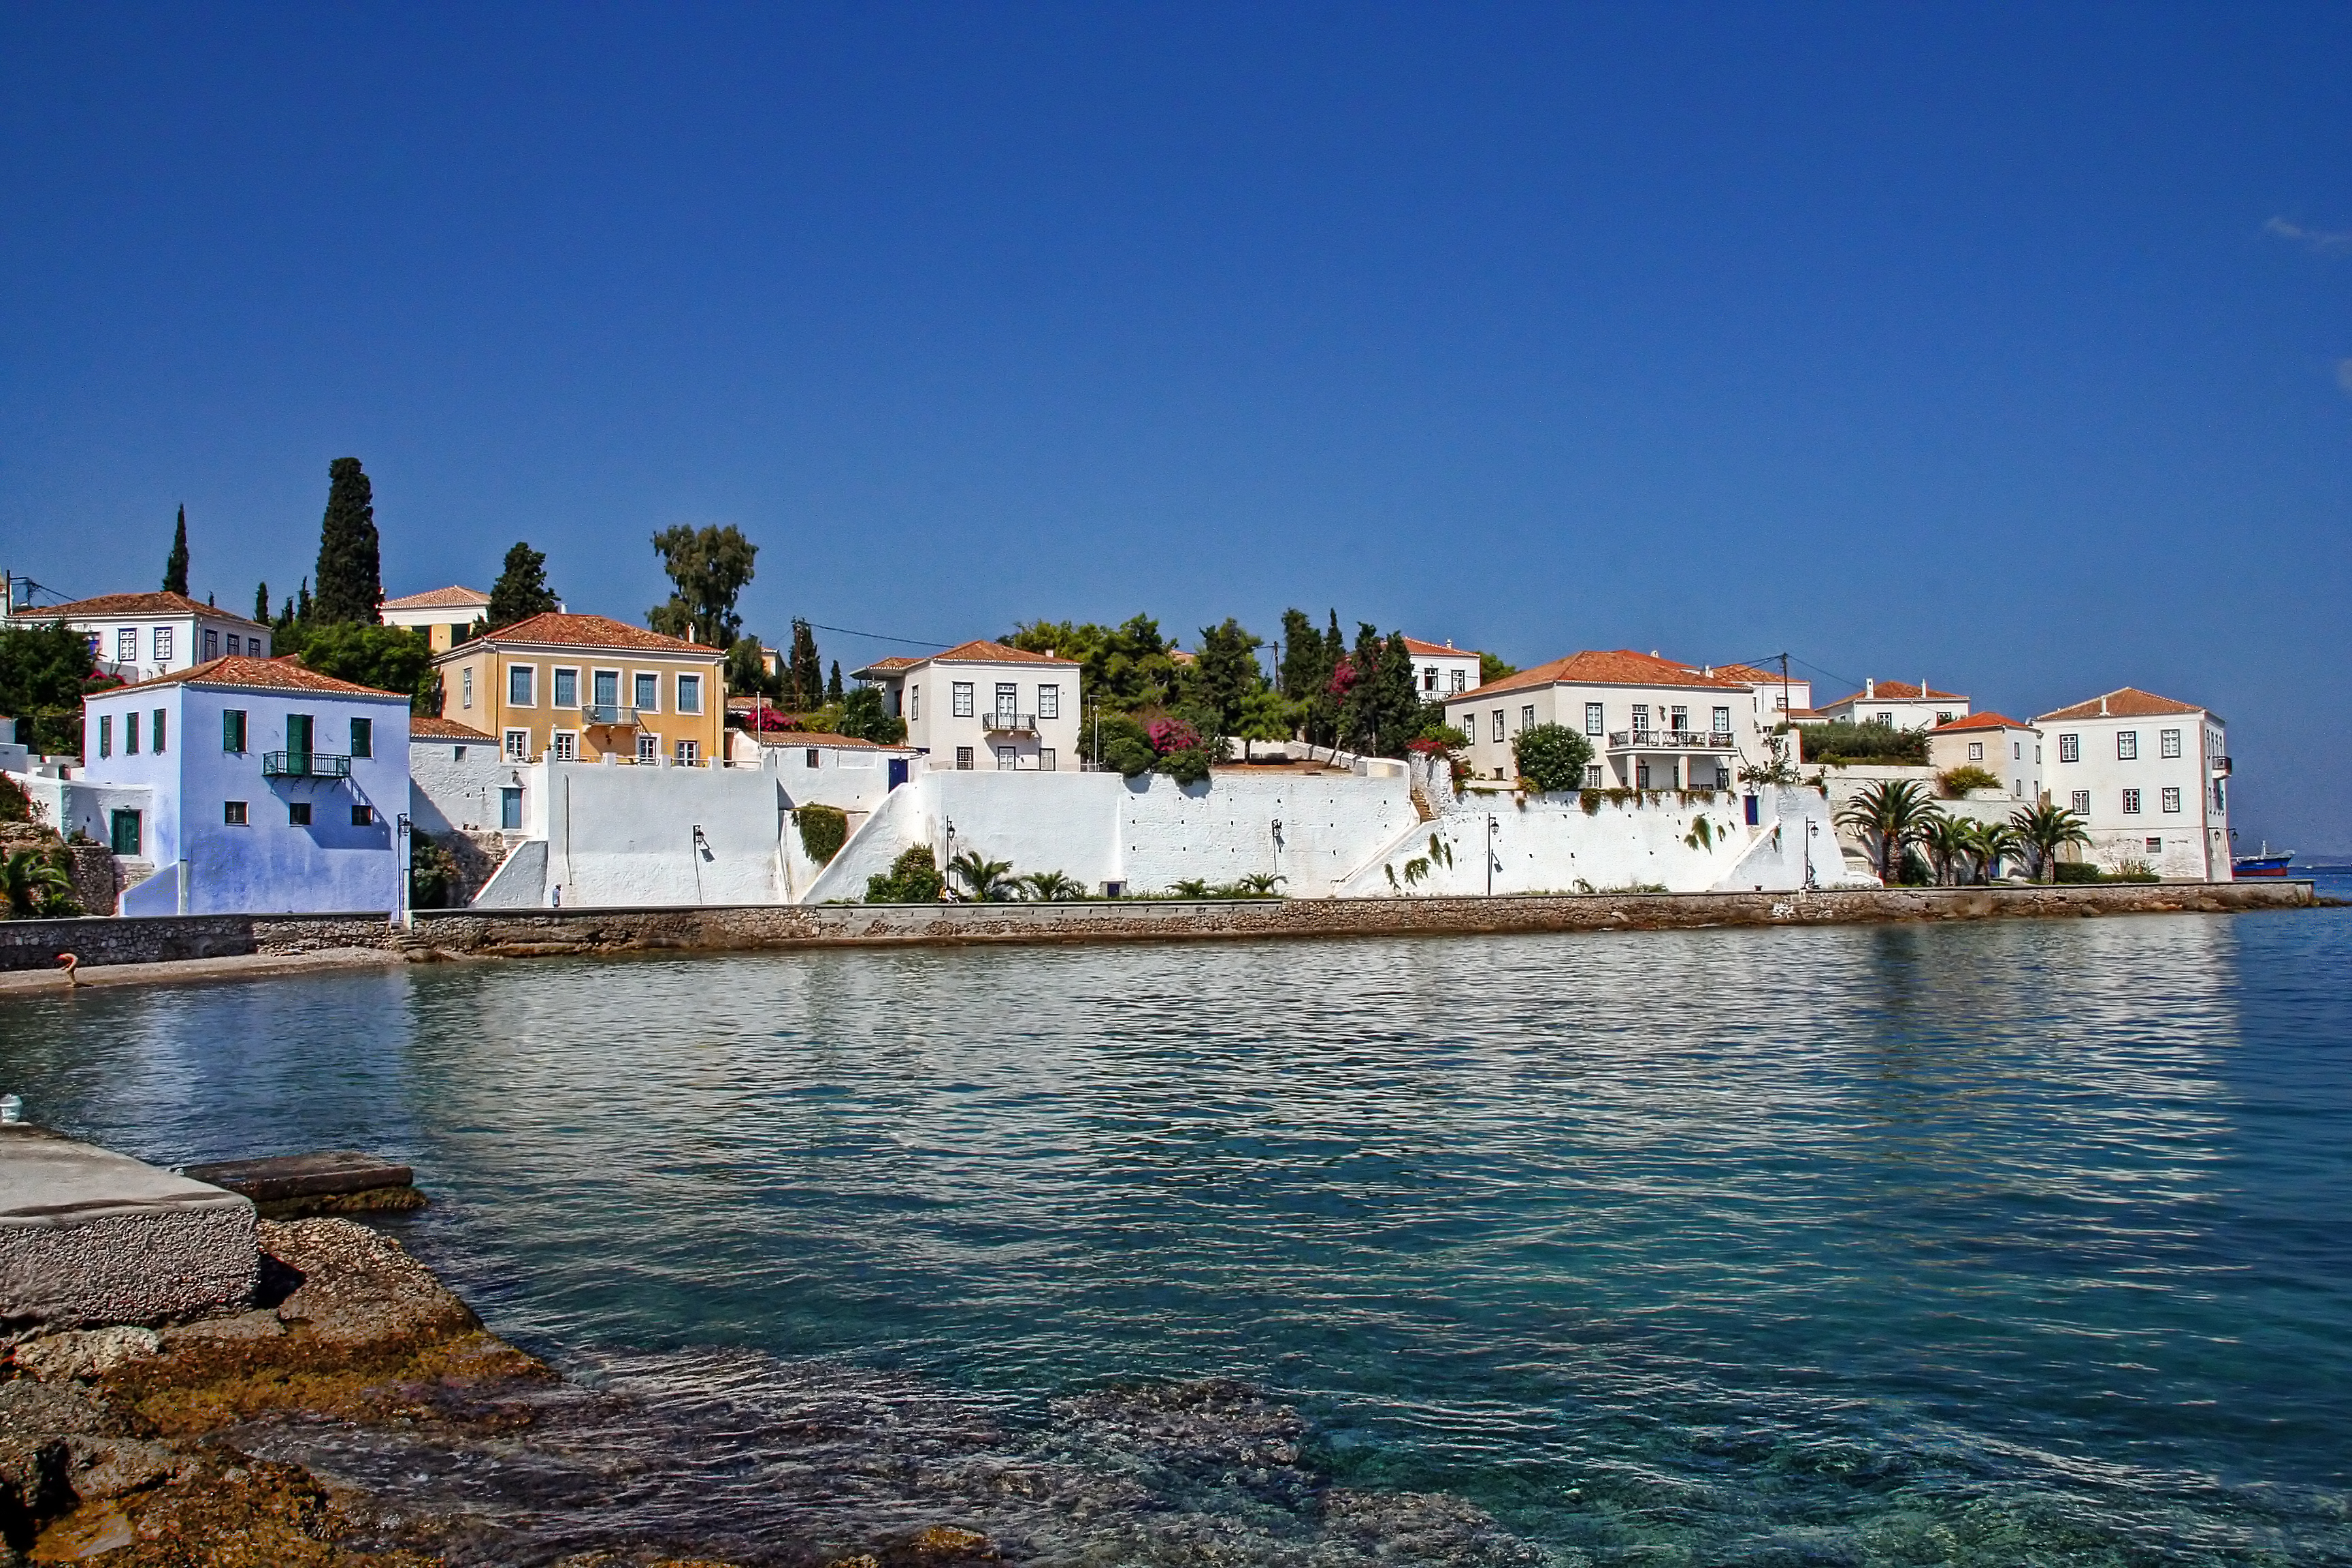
[2210,755,2232,777]
[581,705,642,728]
[262,751,350,779]
[1605,729,1736,752]
[977,712,1039,734]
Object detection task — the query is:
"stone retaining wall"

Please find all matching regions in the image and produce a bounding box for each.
[0,913,397,972]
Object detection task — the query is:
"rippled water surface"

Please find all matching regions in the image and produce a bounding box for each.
[6,904,2351,1563]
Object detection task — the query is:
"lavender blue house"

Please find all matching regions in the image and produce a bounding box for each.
[80,655,411,915]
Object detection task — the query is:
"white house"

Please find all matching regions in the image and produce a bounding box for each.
[1699,662,1813,725]
[2032,687,2230,881]
[1403,637,1485,700]
[380,585,491,653]
[5,591,272,683]
[1446,649,1760,791]
[78,655,411,914]
[851,640,1083,771]
[728,728,921,814]
[1927,712,2043,804]
[1816,678,1970,731]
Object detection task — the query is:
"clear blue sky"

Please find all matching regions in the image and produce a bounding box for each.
[4,4,2347,847]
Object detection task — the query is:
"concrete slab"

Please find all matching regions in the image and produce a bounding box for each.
[0,1126,258,1328]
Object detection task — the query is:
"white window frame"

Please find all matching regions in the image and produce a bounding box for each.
[1038,683,1060,720]
[2070,789,2091,815]
[116,628,137,662]
[2122,787,2141,814]
[911,686,920,721]
[1040,747,1056,772]
[592,668,621,710]
[153,625,172,661]
[956,745,974,770]
[2161,786,2181,813]
[1967,741,1984,762]
[2160,728,2181,758]
[674,738,700,765]
[1491,710,1505,743]
[1450,669,1467,693]
[952,681,975,718]
[1584,702,1604,736]
[2059,734,2080,762]
[636,732,658,764]
[461,668,474,709]
[508,664,536,706]
[996,745,1017,770]
[1584,764,1603,787]
[553,666,580,710]
[2117,731,2138,761]
[1520,704,1535,731]
[676,674,702,715]
[551,730,578,762]
[504,728,530,761]
[634,671,660,713]
[1712,706,1731,736]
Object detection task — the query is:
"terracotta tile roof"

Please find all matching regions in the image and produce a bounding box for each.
[102,655,409,700]
[1823,680,1967,706]
[16,591,265,629]
[1932,711,2029,734]
[749,730,904,749]
[410,715,492,740]
[1401,636,1479,657]
[1463,649,1752,702]
[851,640,1078,678]
[1704,662,1783,684]
[442,612,714,657]
[858,656,921,672]
[2034,687,2208,723]
[382,585,489,611]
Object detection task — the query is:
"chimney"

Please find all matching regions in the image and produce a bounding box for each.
[1865,677,1874,700]
[2100,694,2108,716]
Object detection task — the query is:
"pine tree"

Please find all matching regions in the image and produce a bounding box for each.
[827,661,843,703]
[312,458,382,624]
[1192,618,1265,744]
[162,506,190,595]
[254,583,270,623]
[647,525,757,646]
[789,619,821,708]
[484,542,559,632]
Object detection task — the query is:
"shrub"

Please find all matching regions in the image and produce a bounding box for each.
[838,686,908,745]
[796,805,849,865]
[2053,861,2102,883]
[865,845,945,902]
[1147,717,1201,755]
[1154,747,1213,785]
[1512,723,1594,794]
[0,773,30,824]
[1096,713,1157,777]
[1937,765,2002,798]
[1798,722,1927,766]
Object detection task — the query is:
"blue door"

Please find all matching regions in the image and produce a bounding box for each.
[887,758,909,790]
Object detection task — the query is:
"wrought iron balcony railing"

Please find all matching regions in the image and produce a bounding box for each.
[977,712,1039,733]
[1605,729,1736,751]
[262,751,350,779]
[581,705,642,728]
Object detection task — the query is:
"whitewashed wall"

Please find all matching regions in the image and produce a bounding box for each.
[534,761,786,907]
[408,739,514,836]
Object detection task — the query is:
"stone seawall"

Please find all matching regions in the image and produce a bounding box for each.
[0,883,2315,975]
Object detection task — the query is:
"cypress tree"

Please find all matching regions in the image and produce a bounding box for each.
[827,661,843,703]
[484,542,559,632]
[254,583,270,623]
[789,619,821,708]
[312,457,382,624]
[162,506,190,595]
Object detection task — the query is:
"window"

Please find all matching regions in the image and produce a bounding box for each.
[223,710,246,752]
[553,668,578,708]
[2035,745,2042,763]
[2213,779,2226,812]
[674,739,699,765]
[1040,748,1056,772]
[1491,710,1505,742]
[2206,727,2223,757]
[2013,780,2023,797]
[1584,765,1603,787]
[97,714,112,757]
[1635,762,1651,788]
[2071,789,2091,815]
[1875,710,1894,727]
[1670,706,1688,734]
[636,733,657,764]
[635,672,659,711]
[956,746,974,770]
[461,668,474,708]
[593,670,619,710]
[2013,741,2022,760]
[203,629,218,659]
[152,709,166,753]
[500,787,523,830]
[153,626,172,661]
[2059,734,2080,762]
[110,808,140,855]
[2160,728,2181,759]
[1631,704,1649,732]
[2161,787,2181,813]
[1038,683,1060,720]
[1520,704,1535,731]
[995,683,1017,721]
[504,729,529,761]
[1585,702,1605,736]
[675,674,702,714]
[287,801,312,826]
[805,748,821,768]
[996,745,1017,770]
[349,717,372,757]
[1450,669,1467,693]
[1934,711,1953,726]
[225,634,241,656]
[223,800,247,824]
[125,711,140,754]
[1712,706,1731,736]
[508,665,535,706]
[952,682,975,717]
[2146,837,2162,853]
[551,731,576,762]
[1714,764,1731,788]
[1967,741,1984,762]
[1422,665,1437,692]
[351,804,374,826]
[2122,787,2142,814]
[2117,731,2138,761]
[453,746,466,761]
[910,686,919,721]
[117,628,136,662]
[250,636,266,657]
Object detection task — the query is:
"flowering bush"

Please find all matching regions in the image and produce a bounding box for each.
[1405,736,1452,756]
[1326,657,1358,699]
[745,707,802,732]
[1147,717,1201,755]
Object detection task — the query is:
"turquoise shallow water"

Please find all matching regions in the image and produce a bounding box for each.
[5,903,2351,1563]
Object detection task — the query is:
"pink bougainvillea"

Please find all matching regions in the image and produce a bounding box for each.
[1326,658,1358,699]
[1405,736,1453,756]
[1147,717,1202,754]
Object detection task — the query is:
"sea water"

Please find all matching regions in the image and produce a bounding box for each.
[5,905,2348,1564]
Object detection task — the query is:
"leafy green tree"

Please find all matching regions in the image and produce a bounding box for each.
[1512,723,1595,794]
[1478,651,1517,687]
[312,457,382,624]
[254,583,270,623]
[485,542,560,632]
[163,505,190,595]
[1234,689,1300,762]
[289,622,439,715]
[1835,779,1940,885]
[1007,615,1178,713]
[1278,609,1326,702]
[647,524,757,647]
[1,846,80,917]
[1191,617,1265,746]
[727,637,780,700]
[827,661,843,703]
[838,685,908,745]
[1095,711,1156,777]
[788,620,821,708]
[1799,721,1927,766]
[947,850,1019,902]
[1371,632,1428,756]
[2010,800,2091,883]
[1337,622,1386,753]
[0,619,105,754]
[865,844,945,903]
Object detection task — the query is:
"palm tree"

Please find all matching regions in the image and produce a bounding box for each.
[1961,818,2021,884]
[1232,872,1286,897]
[946,850,1019,902]
[2010,801,2091,883]
[1170,877,1215,897]
[1918,810,1972,886]
[1,848,77,917]
[1834,779,1939,885]
[1017,870,1087,902]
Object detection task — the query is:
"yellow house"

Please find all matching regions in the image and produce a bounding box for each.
[380,586,493,652]
[431,612,727,766]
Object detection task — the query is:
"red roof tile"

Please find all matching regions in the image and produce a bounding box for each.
[446,612,715,657]
[748,730,906,749]
[16,591,265,628]
[851,640,1079,677]
[1401,636,1480,658]
[410,715,493,740]
[1465,649,1752,701]
[2034,688,2208,723]
[382,585,489,610]
[1823,680,1967,706]
[1931,711,2029,733]
[103,655,409,700]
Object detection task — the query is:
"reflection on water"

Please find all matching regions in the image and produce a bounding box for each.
[7,909,2352,1563]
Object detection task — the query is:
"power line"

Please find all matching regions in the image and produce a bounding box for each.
[796,619,951,650]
